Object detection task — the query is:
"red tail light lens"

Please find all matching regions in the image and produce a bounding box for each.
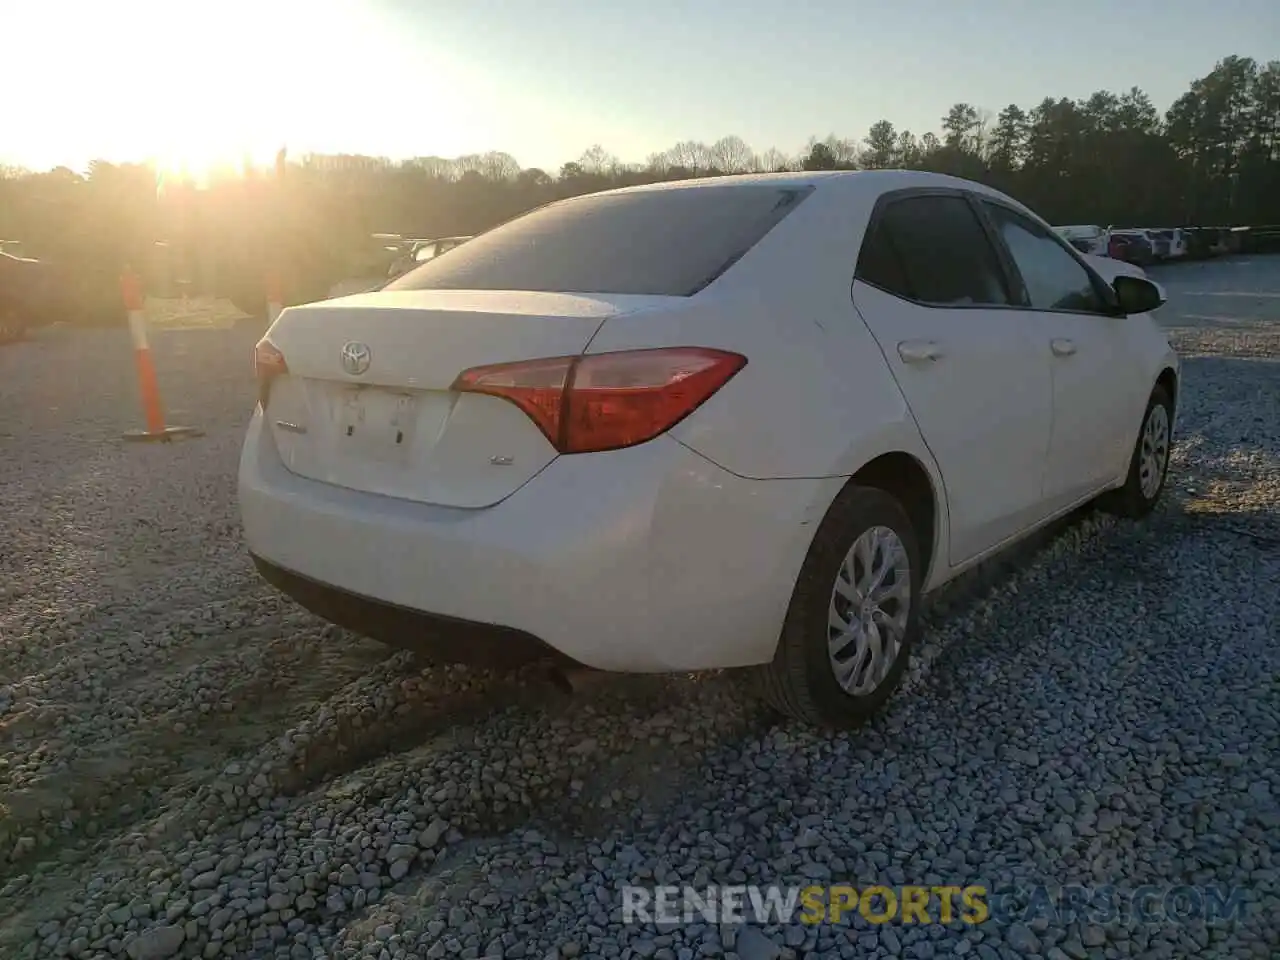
[565,348,747,453]
[451,355,575,448]
[452,347,747,454]
[254,338,288,408]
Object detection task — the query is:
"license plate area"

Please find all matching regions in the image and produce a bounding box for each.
[338,387,418,462]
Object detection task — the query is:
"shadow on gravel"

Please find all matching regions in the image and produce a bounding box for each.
[245,499,1162,861]
[305,497,1125,889]
[270,667,570,799]
[1167,505,1280,547]
[0,633,395,880]
[920,504,1098,630]
[275,666,770,837]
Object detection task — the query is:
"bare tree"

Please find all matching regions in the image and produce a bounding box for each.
[453,154,486,177]
[709,136,756,173]
[578,145,619,175]
[972,109,995,159]
[477,152,521,181]
[645,151,672,174]
[404,157,459,181]
[667,140,718,173]
[823,135,861,168]
[757,148,795,172]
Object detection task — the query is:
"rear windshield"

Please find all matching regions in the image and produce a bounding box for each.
[384,184,813,297]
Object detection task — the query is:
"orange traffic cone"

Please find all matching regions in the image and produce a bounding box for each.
[120,268,203,443]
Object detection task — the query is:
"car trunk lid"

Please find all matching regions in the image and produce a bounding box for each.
[261,289,673,508]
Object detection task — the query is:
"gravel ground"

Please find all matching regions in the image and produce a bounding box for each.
[1,258,1277,960]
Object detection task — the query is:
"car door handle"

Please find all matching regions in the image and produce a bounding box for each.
[1051,338,1077,357]
[897,340,945,363]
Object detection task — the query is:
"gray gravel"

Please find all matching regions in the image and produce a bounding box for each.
[2,258,1278,960]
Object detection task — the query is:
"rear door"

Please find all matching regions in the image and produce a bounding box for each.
[851,190,1053,566]
[976,199,1147,511]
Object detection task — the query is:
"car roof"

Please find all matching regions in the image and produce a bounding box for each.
[588,169,1016,204]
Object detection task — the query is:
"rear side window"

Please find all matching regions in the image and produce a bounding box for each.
[385,185,813,297]
[856,195,1010,306]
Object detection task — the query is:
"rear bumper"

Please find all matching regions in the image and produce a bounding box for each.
[238,410,836,672]
[251,553,569,667]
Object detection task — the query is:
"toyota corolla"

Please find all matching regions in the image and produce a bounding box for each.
[239,170,1179,727]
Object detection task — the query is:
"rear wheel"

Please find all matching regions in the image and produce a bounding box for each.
[1101,385,1173,519]
[754,485,922,727]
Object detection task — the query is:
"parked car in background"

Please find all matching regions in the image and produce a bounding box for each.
[324,235,420,301]
[1108,230,1156,266]
[241,170,1179,728]
[1149,229,1188,259]
[418,236,472,262]
[1182,226,1231,260]
[1054,224,1110,257]
[1183,227,1211,260]
[387,236,473,280]
[1172,228,1192,258]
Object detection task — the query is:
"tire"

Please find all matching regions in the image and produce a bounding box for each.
[753,485,923,728]
[1100,385,1174,519]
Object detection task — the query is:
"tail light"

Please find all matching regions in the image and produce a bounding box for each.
[254,338,288,409]
[452,347,747,454]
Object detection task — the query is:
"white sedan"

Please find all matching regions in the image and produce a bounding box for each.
[239,170,1179,727]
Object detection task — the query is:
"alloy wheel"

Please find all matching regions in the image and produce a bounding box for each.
[1139,404,1170,500]
[827,525,912,696]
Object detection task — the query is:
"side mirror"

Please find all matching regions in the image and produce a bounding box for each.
[1112,275,1167,315]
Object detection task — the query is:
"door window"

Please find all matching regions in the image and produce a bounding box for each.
[856,195,1011,307]
[984,203,1108,314]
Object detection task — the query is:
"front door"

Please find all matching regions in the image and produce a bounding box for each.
[978,200,1148,511]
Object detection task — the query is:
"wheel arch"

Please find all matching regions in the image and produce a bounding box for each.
[753,452,942,726]
[792,441,946,592]
[842,451,943,587]
[1156,365,1178,418]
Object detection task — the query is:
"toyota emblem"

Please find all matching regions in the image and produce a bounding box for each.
[340,341,371,376]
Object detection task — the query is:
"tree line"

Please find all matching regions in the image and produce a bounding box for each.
[0,54,1276,306]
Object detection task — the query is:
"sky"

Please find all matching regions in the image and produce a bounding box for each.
[4,0,1277,178]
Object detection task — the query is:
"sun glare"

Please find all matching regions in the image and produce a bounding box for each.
[8,0,409,178]
[154,143,283,190]
[8,0,598,178]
